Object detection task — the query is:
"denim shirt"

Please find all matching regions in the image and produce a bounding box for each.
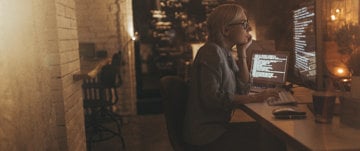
[183,42,250,145]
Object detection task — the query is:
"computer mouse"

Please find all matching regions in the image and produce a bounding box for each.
[272,107,303,116]
[272,107,306,119]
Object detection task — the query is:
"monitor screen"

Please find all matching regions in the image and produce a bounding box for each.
[250,51,289,86]
[292,1,317,88]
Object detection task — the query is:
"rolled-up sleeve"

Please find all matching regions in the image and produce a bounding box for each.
[235,71,251,95]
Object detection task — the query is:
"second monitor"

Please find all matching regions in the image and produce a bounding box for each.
[250,51,289,87]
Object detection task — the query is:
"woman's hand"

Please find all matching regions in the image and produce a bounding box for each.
[236,36,252,57]
[252,88,280,102]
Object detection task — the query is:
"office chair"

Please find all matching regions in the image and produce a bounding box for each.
[160,76,285,151]
[160,76,190,151]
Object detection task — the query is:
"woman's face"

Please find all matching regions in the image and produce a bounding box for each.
[225,12,251,46]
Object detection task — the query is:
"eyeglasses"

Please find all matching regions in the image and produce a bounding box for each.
[228,20,249,30]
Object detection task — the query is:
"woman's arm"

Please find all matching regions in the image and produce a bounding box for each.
[232,36,280,105]
[236,37,252,84]
[231,88,280,104]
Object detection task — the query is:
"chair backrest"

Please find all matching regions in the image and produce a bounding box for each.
[99,64,118,88]
[82,64,119,112]
[160,76,188,151]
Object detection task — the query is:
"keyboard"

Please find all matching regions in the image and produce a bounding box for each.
[267,90,297,106]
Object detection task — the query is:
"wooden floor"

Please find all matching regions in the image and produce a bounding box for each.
[90,114,173,151]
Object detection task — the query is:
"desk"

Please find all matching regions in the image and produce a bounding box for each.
[236,87,360,151]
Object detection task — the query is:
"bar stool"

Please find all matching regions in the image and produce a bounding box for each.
[82,64,125,151]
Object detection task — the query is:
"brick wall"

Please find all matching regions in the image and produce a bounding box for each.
[76,0,119,54]
[0,0,136,150]
[0,0,58,150]
[76,0,137,115]
[55,0,87,150]
[0,0,86,150]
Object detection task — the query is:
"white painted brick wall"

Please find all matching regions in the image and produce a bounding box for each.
[55,0,87,150]
[76,0,137,115]
[0,0,87,150]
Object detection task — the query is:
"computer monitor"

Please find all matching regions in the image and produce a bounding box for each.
[292,0,325,90]
[250,51,289,87]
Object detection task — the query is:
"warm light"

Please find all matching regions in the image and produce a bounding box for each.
[123,2,135,58]
[249,31,257,40]
[126,4,135,40]
[127,24,135,40]
[342,78,350,82]
[191,43,204,61]
[333,66,349,77]
[335,8,340,13]
[122,32,138,47]
[331,15,337,21]
[337,68,344,74]
[249,22,257,40]
[131,32,139,41]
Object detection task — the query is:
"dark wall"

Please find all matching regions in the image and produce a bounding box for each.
[251,0,304,51]
[133,0,156,43]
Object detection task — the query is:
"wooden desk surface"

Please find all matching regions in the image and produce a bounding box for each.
[239,102,360,151]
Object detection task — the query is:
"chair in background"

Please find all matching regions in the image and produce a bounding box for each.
[82,64,125,151]
[160,76,189,151]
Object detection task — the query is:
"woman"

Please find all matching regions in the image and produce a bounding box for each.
[183,3,280,151]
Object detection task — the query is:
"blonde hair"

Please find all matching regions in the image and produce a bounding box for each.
[207,4,245,47]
